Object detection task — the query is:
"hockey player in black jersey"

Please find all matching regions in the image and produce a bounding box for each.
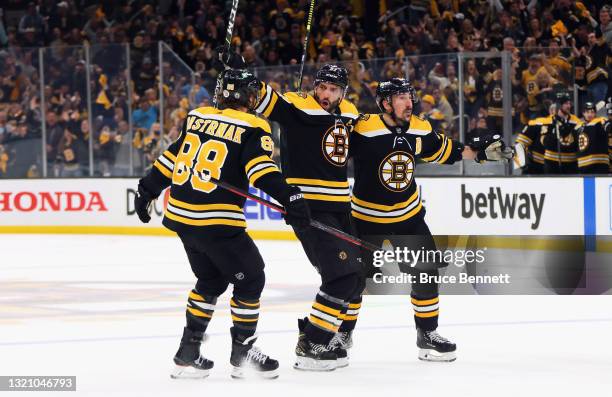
[344,78,512,362]
[542,92,583,174]
[253,63,364,371]
[134,69,311,379]
[577,102,610,173]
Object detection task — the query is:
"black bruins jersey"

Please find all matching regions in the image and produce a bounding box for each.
[351,114,463,231]
[255,83,359,212]
[577,117,609,174]
[140,106,288,235]
[516,116,550,173]
[542,114,582,174]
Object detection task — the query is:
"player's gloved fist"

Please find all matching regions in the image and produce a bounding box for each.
[215,45,246,69]
[134,182,154,223]
[281,187,311,228]
[470,133,514,163]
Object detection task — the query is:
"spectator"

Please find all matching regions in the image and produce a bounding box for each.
[132,99,157,131]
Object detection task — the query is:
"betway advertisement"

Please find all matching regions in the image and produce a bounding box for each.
[418,177,584,235]
[0,177,601,236]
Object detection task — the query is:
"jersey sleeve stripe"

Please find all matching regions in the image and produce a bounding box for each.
[516,134,532,145]
[262,91,279,118]
[157,154,175,171]
[438,139,453,163]
[256,85,273,114]
[246,162,277,178]
[245,155,274,173]
[249,166,280,185]
[420,137,447,162]
[153,161,173,178]
[163,150,176,161]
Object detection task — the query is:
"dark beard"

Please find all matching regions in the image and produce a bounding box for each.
[314,92,341,113]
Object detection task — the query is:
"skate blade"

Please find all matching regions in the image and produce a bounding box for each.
[170,365,211,379]
[293,356,336,372]
[335,357,349,368]
[231,365,279,379]
[418,348,456,362]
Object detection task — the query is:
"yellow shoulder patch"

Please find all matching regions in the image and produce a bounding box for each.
[354,114,385,134]
[569,114,583,125]
[409,115,432,131]
[339,98,358,115]
[284,91,321,110]
[588,116,606,126]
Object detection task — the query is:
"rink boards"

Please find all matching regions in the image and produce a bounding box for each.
[0,176,610,239]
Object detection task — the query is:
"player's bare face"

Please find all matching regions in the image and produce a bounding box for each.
[391,93,413,123]
[583,109,595,122]
[560,101,572,115]
[314,82,343,112]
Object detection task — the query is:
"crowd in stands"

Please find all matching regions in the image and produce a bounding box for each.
[0,0,610,177]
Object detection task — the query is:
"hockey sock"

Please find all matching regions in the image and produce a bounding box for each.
[230,296,260,339]
[185,290,217,333]
[305,290,345,344]
[338,296,361,332]
[411,294,439,331]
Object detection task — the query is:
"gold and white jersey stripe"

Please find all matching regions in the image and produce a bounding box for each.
[351,189,422,224]
[164,196,246,228]
[544,150,577,163]
[286,178,351,203]
[153,150,176,179]
[577,154,609,167]
[244,155,280,186]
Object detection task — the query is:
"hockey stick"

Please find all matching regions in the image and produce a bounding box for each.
[296,0,316,92]
[213,0,240,108]
[177,164,381,252]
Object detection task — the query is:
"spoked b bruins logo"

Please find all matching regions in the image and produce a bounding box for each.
[322,124,349,166]
[379,151,414,192]
[578,131,589,151]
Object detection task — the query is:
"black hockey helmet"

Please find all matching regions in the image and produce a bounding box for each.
[314,64,349,91]
[218,68,260,110]
[375,78,418,112]
[555,91,572,105]
[583,102,595,112]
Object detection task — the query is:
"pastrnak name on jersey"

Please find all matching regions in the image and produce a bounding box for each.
[350,114,463,226]
[184,110,246,144]
[143,106,283,234]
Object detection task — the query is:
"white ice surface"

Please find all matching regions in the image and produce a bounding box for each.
[1,234,611,396]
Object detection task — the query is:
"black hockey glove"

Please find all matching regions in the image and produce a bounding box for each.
[134,182,154,223]
[216,45,246,69]
[281,187,311,229]
[468,132,514,163]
